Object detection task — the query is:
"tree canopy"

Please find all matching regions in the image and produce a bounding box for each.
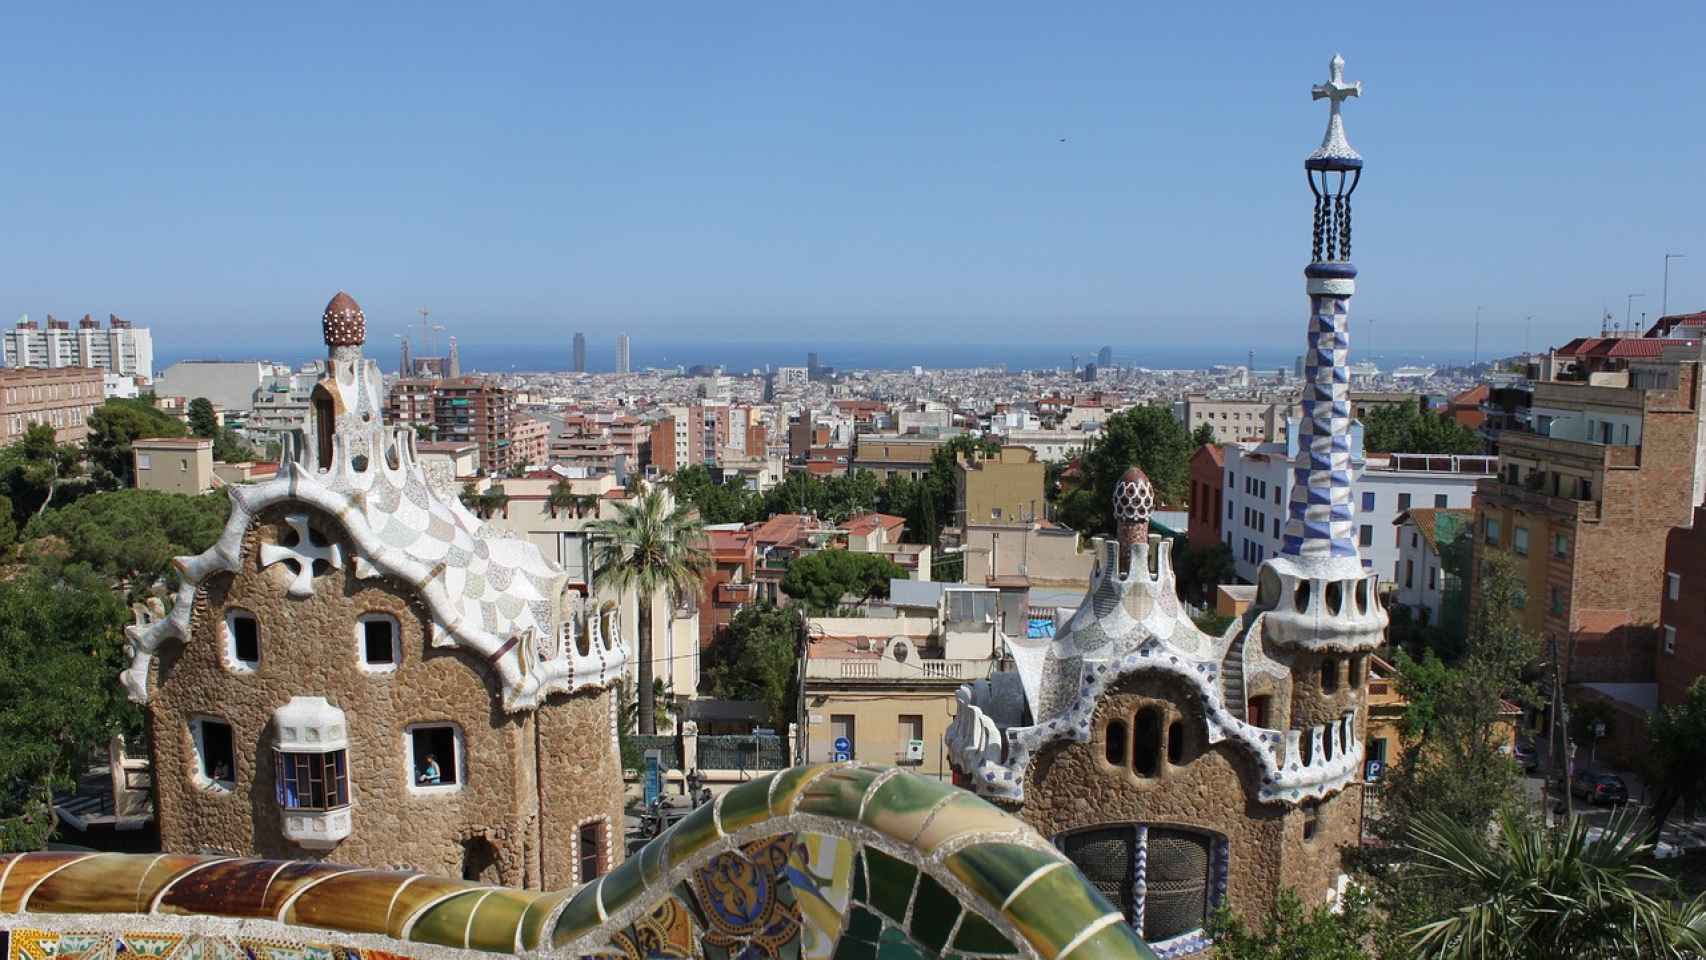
[1052,405,1194,538]
[0,423,85,524]
[86,398,187,489]
[0,565,137,850]
[1361,403,1483,455]
[702,602,799,730]
[781,549,907,614]
[1646,676,1706,839]
[23,489,230,595]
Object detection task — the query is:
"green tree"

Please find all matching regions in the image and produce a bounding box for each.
[591,489,709,734]
[0,565,138,850]
[1192,421,1218,448]
[1646,676,1706,839]
[673,465,762,524]
[24,489,230,596]
[85,398,187,488]
[186,397,219,438]
[704,603,800,729]
[547,478,580,519]
[1208,886,1375,960]
[780,549,907,614]
[1361,404,1482,455]
[0,423,85,522]
[1173,538,1236,607]
[1067,405,1194,537]
[212,428,258,464]
[1403,808,1706,959]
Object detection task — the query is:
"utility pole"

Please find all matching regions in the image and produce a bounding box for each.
[1664,253,1687,320]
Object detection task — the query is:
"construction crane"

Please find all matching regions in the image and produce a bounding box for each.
[416,308,445,356]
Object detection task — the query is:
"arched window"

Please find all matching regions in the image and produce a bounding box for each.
[1058,826,1226,945]
[1322,724,1335,762]
[1348,655,1365,688]
[1132,708,1162,777]
[1320,658,1339,693]
[1105,718,1128,766]
[1324,580,1343,615]
[1167,720,1184,766]
[1300,729,1314,766]
[1302,801,1321,841]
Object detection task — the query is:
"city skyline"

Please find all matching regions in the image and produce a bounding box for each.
[2,4,1701,354]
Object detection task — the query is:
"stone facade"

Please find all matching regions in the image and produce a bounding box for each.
[132,292,626,890]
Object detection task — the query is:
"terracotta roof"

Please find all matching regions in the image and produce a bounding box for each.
[1450,384,1489,407]
[845,512,905,538]
[753,513,819,546]
[1555,336,1698,359]
[1392,506,1471,555]
[1645,311,1706,338]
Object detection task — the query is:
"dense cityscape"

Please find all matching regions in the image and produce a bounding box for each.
[3,14,1706,960]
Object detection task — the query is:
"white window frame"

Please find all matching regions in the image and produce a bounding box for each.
[356,612,401,672]
[1668,572,1681,602]
[405,722,465,795]
[1665,625,1677,655]
[189,715,236,793]
[137,453,152,470]
[224,608,260,673]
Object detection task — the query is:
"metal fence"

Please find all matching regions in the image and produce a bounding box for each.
[698,735,788,771]
[630,735,680,771]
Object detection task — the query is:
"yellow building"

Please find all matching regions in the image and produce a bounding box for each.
[132,437,215,494]
[954,445,1045,526]
[802,587,1002,780]
[1363,655,1520,776]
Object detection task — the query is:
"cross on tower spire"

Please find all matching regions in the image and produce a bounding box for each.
[1309,54,1362,164]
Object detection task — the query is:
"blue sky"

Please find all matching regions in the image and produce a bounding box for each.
[2,2,1703,361]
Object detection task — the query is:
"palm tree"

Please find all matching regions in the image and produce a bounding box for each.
[590,488,708,734]
[1405,808,1706,959]
[547,479,578,519]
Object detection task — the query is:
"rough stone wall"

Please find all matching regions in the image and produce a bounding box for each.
[148,503,582,887]
[1276,781,1361,905]
[1284,652,1365,729]
[1020,673,1316,926]
[535,686,627,889]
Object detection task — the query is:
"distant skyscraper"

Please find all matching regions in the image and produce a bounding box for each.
[616,334,631,374]
[807,351,820,378]
[573,332,587,373]
[1096,345,1113,368]
[399,335,411,376]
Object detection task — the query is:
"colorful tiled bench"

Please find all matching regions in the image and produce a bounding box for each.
[0,764,1155,960]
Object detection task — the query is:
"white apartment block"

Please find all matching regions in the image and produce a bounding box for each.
[998,428,1098,464]
[1174,395,1290,443]
[1220,424,1496,586]
[4,315,154,379]
[1392,508,1471,625]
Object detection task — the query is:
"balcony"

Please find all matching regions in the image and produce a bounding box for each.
[804,657,983,682]
[1475,478,1602,523]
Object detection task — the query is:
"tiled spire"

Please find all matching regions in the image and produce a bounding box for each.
[1282,56,1364,564]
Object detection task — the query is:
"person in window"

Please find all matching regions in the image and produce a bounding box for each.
[211,761,231,783]
[419,754,442,785]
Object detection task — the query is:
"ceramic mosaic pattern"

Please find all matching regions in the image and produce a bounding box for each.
[0,766,1155,960]
[1282,292,1357,562]
[118,342,627,713]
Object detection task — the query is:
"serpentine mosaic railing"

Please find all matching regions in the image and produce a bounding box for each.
[0,764,1155,960]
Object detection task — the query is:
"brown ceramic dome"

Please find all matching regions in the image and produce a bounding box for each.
[321,291,365,347]
[1112,465,1155,524]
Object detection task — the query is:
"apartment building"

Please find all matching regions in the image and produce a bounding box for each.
[647,404,705,475]
[997,428,1097,464]
[1187,443,1225,552]
[0,365,105,446]
[384,378,439,435]
[1222,424,1495,585]
[511,417,549,468]
[802,586,1001,779]
[850,434,948,481]
[433,377,514,474]
[1473,337,1705,685]
[1661,503,1706,709]
[702,526,758,651]
[954,445,1046,526]
[1176,395,1288,443]
[1391,508,1471,626]
[3,313,153,379]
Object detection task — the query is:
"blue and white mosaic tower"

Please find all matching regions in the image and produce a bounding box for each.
[1258,55,1386,650]
[1283,54,1363,566]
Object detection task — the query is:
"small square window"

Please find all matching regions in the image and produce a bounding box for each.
[1513,527,1529,557]
[227,611,259,670]
[191,717,235,790]
[1434,494,1448,508]
[1554,533,1571,558]
[578,820,607,881]
[409,724,462,790]
[1302,801,1320,841]
[1398,493,1411,511]
[359,614,399,669]
[1359,524,1373,547]
[1668,572,1681,602]
[1665,625,1677,654]
[1361,491,1375,511]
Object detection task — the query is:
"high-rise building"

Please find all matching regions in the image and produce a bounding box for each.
[3,313,154,379]
[572,332,587,373]
[446,337,461,378]
[806,351,820,379]
[1097,345,1113,367]
[433,377,514,474]
[616,334,630,374]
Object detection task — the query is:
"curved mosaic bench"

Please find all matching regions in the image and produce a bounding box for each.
[0,764,1155,960]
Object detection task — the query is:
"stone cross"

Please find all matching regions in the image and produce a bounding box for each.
[1309,54,1362,160]
[260,512,345,597]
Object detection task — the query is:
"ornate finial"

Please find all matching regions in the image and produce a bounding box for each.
[322,291,366,348]
[1309,54,1362,165]
[1112,465,1154,572]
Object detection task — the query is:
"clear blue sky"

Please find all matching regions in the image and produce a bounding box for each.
[3,2,1703,361]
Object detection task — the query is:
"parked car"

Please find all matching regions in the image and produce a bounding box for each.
[1512,741,1538,773]
[1570,769,1629,805]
